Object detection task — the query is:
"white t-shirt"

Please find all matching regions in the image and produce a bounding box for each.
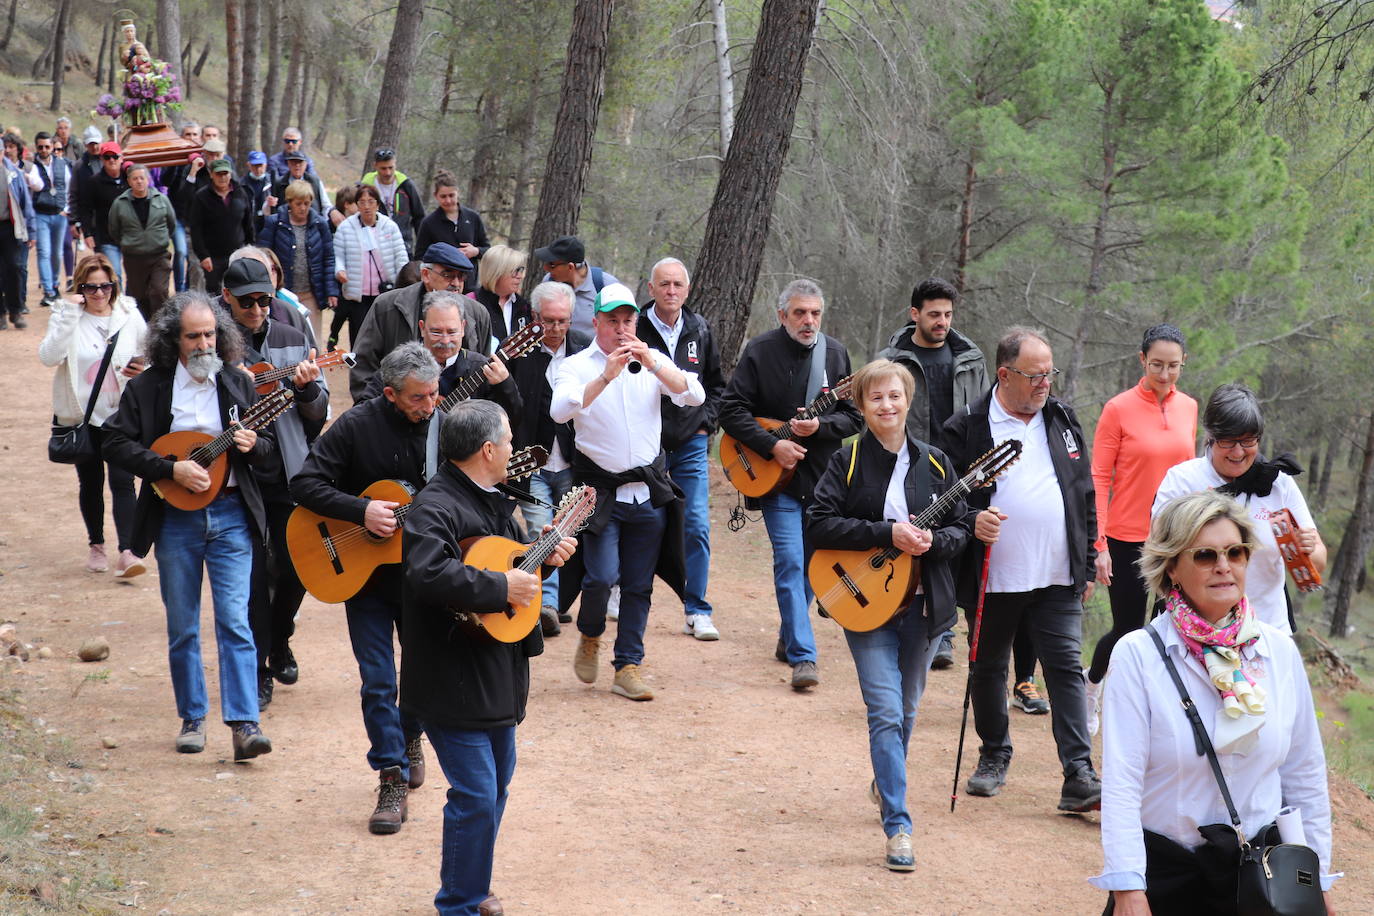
[1152,455,1315,633]
[986,392,1071,592]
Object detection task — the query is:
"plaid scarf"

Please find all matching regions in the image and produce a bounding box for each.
[1167,587,1266,719]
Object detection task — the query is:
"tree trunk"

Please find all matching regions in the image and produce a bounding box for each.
[156,0,184,124]
[48,0,71,112]
[276,23,303,143]
[955,152,977,294]
[523,0,615,294]
[342,84,356,160]
[685,0,821,370]
[0,0,17,52]
[363,0,425,173]
[307,70,321,119]
[237,0,262,166]
[194,41,212,77]
[96,25,108,87]
[225,0,243,157]
[296,55,309,138]
[260,0,281,152]
[1327,412,1374,638]
[468,91,502,213]
[1318,434,1336,510]
[710,0,735,160]
[507,66,545,248]
[314,66,339,151]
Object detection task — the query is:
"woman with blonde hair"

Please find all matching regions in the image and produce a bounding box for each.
[257,179,338,345]
[474,243,530,351]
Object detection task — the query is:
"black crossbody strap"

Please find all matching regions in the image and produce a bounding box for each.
[1145,624,1246,840]
[82,330,122,425]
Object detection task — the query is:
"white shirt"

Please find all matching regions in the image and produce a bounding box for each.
[883,441,923,596]
[1092,617,1336,892]
[542,338,572,472]
[985,390,1071,592]
[1152,456,1314,634]
[645,305,683,361]
[171,360,234,487]
[550,343,705,503]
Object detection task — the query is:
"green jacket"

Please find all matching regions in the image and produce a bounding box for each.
[106,189,177,256]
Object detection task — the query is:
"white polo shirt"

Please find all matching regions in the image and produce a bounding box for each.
[986,389,1071,593]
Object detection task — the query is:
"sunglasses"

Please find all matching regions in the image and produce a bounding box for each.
[1181,544,1252,568]
[101,153,120,160]
[79,282,115,295]
[282,137,300,143]
[374,148,396,161]
[236,295,273,310]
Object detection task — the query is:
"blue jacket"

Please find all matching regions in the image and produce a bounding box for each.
[257,210,340,304]
[3,161,38,241]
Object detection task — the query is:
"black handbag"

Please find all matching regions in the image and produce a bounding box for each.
[1146,625,1325,916]
[48,330,120,465]
[368,249,395,294]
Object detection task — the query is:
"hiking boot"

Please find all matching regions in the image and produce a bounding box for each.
[257,671,274,709]
[930,631,955,670]
[269,643,299,685]
[540,605,561,637]
[791,660,819,690]
[1058,764,1103,813]
[231,722,272,761]
[113,549,146,579]
[176,718,206,754]
[775,638,788,663]
[86,544,108,573]
[611,663,654,701]
[1011,679,1050,715]
[683,614,719,641]
[574,635,600,684]
[369,766,408,834]
[885,832,915,872]
[1084,668,1102,737]
[406,736,425,789]
[965,755,1008,797]
[12,314,26,329]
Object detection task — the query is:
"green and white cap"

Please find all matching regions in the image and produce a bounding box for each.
[593,282,639,313]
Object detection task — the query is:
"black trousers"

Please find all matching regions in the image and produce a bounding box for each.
[73,426,136,551]
[1088,538,1149,682]
[250,499,305,673]
[0,229,26,318]
[1101,824,1276,916]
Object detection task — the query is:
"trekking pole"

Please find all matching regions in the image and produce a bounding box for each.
[951,543,991,813]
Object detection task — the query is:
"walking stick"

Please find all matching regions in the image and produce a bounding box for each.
[951,543,991,813]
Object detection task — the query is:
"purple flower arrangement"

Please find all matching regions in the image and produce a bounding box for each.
[92,59,184,126]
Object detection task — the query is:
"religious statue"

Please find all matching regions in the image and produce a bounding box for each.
[96,16,183,129]
[118,19,152,83]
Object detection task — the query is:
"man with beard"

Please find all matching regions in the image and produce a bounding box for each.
[101,292,275,761]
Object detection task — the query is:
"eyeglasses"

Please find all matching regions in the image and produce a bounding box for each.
[539,317,571,328]
[424,328,464,339]
[512,267,527,278]
[1146,360,1184,373]
[236,295,273,310]
[79,282,115,295]
[1214,437,1260,450]
[1007,366,1060,385]
[543,261,567,270]
[1181,543,1252,568]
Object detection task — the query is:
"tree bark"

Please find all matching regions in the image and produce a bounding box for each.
[524,0,615,293]
[363,0,425,174]
[1327,412,1374,638]
[157,0,185,125]
[225,0,243,157]
[342,84,356,160]
[468,91,503,213]
[48,0,71,112]
[314,65,338,151]
[507,64,545,248]
[0,0,16,52]
[686,0,821,370]
[96,24,108,87]
[260,0,281,152]
[194,41,212,77]
[238,0,262,166]
[710,0,735,160]
[276,20,303,144]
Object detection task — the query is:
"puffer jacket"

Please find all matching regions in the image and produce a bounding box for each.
[257,210,340,305]
[332,212,408,302]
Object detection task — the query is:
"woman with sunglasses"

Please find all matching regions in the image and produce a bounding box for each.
[333,183,407,351]
[1093,490,1336,915]
[1083,325,1197,734]
[1153,383,1325,633]
[37,253,148,576]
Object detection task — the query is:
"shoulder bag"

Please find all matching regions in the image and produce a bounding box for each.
[48,330,120,465]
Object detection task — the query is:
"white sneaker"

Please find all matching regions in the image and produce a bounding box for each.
[683,614,720,641]
[1084,668,1102,737]
[606,585,620,621]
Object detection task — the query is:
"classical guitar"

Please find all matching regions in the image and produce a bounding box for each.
[438,322,543,413]
[1270,508,1322,592]
[453,485,597,643]
[249,349,355,395]
[719,375,856,499]
[149,388,295,511]
[288,445,547,603]
[809,439,1022,632]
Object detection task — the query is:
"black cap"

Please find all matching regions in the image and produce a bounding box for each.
[533,235,584,264]
[222,258,275,298]
[421,243,474,272]
[284,150,307,162]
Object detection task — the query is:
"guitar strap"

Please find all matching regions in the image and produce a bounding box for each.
[424,410,441,481]
[804,334,828,404]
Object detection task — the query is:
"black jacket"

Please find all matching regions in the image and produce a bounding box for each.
[413,205,489,287]
[190,181,257,261]
[77,169,128,247]
[509,331,590,465]
[438,350,524,423]
[267,171,326,217]
[637,304,726,452]
[101,364,275,556]
[717,327,863,504]
[475,286,532,343]
[807,431,975,637]
[239,318,329,502]
[162,162,210,221]
[940,388,1098,606]
[400,463,543,730]
[240,170,272,236]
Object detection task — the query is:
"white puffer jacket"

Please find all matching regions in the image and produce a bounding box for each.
[333,212,408,302]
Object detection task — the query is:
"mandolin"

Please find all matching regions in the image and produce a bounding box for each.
[452,485,597,643]
[288,445,548,603]
[809,439,1022,632]
[249,349,355,395]
[719,375,856,499]
[149,387,295,511]
[438,323,543,413]
[1270,508,1322,592]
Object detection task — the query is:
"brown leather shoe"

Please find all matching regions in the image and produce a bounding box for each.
[368,766,408,835]
[406,736,425,789]
[478,894,504,916]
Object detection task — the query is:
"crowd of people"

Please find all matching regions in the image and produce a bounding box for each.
[16,111,1342,916]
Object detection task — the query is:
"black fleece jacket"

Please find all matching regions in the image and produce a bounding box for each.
[637,304,726,452]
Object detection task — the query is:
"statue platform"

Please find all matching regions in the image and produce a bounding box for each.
[120,122,202,169]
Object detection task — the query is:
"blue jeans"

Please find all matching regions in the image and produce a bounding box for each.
[345,586,422,775]
[97,243,123,284]
[34,211,66,297]
[428,724,516,915]
[667,432,713,617]
[170,221,188,291]
[578,498,665,669]
[521,467,573,609]
[760,492,817,663]
[154,493,258,723]
[844,598,941,837]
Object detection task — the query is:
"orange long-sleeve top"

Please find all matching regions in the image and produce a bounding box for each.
[1091,378,1198,548]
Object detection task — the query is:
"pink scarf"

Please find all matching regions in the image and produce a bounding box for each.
[1166,588,1266,718]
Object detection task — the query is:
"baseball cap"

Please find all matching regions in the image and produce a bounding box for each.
[421,243,473,272]
[284,150,306,162]
[222,258,275,298]
[247,150,267,165]
[208,158,233,174]
[593,282,639,314]
[98,141,121,157]
[82,126,103,146]
[534,235,585,265]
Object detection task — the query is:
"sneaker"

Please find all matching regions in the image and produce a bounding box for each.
[257,672,274,709]
[86,544,108,573]
[1011,679,1050,715]
[175,718,206,754]
[369,766,409,834]
[611,663,654,701]
[405,735,425,789]
[885,832,915,872]
[12,315,26,329]
[791,660,819,690]
[683,614,719,641]
[775,638,788,663]
[557,610,572,624]
[930,631,955,670]
[230,721,272,761]
[540,605,561,637]
[1058,763,1103,813]
[40,294,55,308]
[113,549,146,579]
[965,755,1008,797]
[574,635,600,684]
[270,644,299,685]
[1084,669,1102,737]
[606,585,620,621]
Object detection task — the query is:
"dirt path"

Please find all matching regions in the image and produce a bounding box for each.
[2,299,1371,914]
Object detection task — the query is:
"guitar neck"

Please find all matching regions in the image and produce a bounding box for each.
[189,393,290,468]
[255,351,347,386]
[440,355,505,413]
[770,390,837,442]
[517,505,586,572]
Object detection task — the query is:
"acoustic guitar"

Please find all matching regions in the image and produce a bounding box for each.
[1270,508,1322,592]
[249,349,355,395]
[438,322,543,413]
[453,485,597,643]
[809,439,1022,632]
[719,375,856,498]
[288,445,547,604]
[149,387,295,511]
